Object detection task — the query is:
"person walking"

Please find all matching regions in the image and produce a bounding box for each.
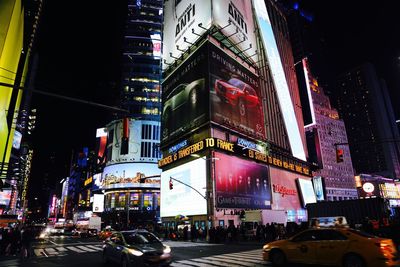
[20,226,33,259]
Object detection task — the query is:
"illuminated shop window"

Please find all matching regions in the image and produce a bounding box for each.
[297,209,307,222]
[143,193,153,207]
[111,194,115,208]
[287,210,296,222]
[130,192,140,206]
[118,193,126,207]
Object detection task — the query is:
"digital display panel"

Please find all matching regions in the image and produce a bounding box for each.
[312,176,325,201]
[92,194,104,213]
[214,152,271,209]
[160,158,207,217]
[254,0,306,161]
[0,190,11,206]
[296,178,317,207]
[102,163,160,190]
[209,43,265,139]
[162,0,212,69]
[162,43,209,143]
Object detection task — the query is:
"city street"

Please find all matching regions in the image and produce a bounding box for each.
[0,236,273,267]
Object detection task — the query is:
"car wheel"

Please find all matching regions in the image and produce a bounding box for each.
[343,254,365,267]
[270,249,287,267]
[238,98,246,116]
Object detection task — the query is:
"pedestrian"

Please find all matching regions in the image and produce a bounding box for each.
[20,226,33,259]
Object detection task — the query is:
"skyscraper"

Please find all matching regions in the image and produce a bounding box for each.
[120,0,162,121]
[336,63,400,179]
[303,59,358,201]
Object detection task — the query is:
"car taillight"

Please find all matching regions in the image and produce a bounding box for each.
[376,241,395,256]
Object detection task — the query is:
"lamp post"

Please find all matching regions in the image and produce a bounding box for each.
[190,154,220,242]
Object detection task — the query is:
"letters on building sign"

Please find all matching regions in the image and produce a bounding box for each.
[84,177,93,187]
[272,184,297,197]
[159,138,310,176]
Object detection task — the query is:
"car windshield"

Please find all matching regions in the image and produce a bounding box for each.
[123,232,161,245]
[228,78,245,90]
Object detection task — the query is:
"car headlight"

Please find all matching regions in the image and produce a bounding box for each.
[128,248,143,257]
[263,244,270,250]
[39,233,46,239]
[163,245,171,254]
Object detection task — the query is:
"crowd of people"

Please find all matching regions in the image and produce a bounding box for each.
[0,225,35,259]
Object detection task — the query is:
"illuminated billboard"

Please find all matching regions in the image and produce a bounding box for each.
[162,43,209,143]
[160,158,207,217]
[102,163,160,190]
[0,190,11,206]
[209,43,265,139]
[312,176,325,201]
[214,152,271,209]
[212,0,257,60]
[162,0,212,69]
[93,194,104,213]
[296,178,317,207]
[253,0,306,161]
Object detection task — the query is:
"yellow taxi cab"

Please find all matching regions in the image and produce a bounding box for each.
[98,227,114,240]
[262,227,399,267]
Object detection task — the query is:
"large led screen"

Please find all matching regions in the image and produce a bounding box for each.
[0,190,11,206]
[253,0,306,161]
[92,194,104,213]
[102,163,160,190]
[162,43,209,143]
[296,178,317,207]
[160,158,207,217]
[209,44,265,140]
[162,0,212,69]
[214,152,271,209]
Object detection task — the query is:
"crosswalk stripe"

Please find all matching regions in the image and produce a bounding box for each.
[44,248,59,255]
[170,263,195,267]
[209,255,260,266]
[211,254,262,263]
[34,248,44,257]
[191,257,245,267]
[55,247,68,252]
[75,245,97,252]
[176,260,212,267]
[85,245,103,251]
[66,246,85,253]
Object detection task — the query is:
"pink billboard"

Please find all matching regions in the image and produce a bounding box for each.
[269,167,303,211]
[214,152,271,209]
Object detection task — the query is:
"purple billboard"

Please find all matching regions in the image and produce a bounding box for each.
[214,152,271,209]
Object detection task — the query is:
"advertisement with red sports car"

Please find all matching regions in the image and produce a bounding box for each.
[209,43,265,140]
[214,152,271,209]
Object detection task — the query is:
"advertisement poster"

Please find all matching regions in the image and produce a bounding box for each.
[214,152,271,209]
[212,0,257,59]
[102,163,160,189]
[160,158,207,217]
[0,190,11,206]
[209,43,265,140]
[296,178,317,207]
[162,0,212,69]
[270,167,302,211]
[162,43,209,143]
[312,176,325,201]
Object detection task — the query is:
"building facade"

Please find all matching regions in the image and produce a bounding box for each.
[159,0,314,229]
[303,59,358,201]
[336,63,400,179]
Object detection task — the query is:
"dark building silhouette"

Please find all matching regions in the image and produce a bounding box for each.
[336,63,400,179]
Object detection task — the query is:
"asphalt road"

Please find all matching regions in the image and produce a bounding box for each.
[0,236,271,267]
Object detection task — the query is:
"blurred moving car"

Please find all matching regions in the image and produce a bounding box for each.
[262,227,399,267]
[98,227,114,240]
[102,229,171,267]
[214,78,261,117]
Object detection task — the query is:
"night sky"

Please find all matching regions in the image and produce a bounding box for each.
[28,1,400,208]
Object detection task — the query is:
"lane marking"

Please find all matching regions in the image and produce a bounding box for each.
[66,246,85,253]
[75,245,97,252]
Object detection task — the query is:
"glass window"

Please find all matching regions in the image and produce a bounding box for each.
[143,193,153,207]
[130,192,140,206]
[292,230,321,242]
[123,232,161,245]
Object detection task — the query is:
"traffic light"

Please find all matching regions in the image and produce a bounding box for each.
[336,148,344,163]
[169,178,173,190]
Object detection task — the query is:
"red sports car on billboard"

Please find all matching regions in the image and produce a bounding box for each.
[214,78,261,116]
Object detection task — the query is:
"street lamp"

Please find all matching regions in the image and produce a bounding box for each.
[189,154,220,242]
